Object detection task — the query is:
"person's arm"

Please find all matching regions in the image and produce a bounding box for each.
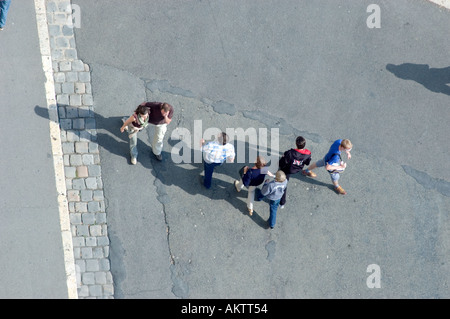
[345,149,351,160]
[225,145,235,163]
[163,113,172,124]
[120,115,134,132]
[326,162,347,171]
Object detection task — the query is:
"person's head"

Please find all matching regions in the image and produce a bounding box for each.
[135,104,149,119]
[340,139,353,151]
[255,156,267,169]
[161,103,171,116]
[295,136,306,149]
[275,170,286,183]
[217,132,229,145]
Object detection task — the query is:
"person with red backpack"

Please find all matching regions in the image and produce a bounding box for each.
[278,136,312,209]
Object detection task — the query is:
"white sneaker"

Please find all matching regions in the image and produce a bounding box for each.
[280,205,285,209]
[234,180,241,192]
[131,157,137,165]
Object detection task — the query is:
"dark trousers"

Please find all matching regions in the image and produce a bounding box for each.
[203,161,222,189]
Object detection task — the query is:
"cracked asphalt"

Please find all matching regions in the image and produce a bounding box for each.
[74,0,450,298]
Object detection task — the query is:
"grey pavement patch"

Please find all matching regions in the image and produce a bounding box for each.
[144,79,197,99]
[211,100,236,116]
[402,165,450,197]
[265,240,276,262]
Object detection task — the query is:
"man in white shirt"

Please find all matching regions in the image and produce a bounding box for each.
[200,132,235,189]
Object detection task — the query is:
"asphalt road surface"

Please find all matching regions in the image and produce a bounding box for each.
[74,0,450,298]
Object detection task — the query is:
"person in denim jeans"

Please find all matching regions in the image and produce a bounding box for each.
[0,0,12,30]
[256,170,288,229]
[200,132,235,189]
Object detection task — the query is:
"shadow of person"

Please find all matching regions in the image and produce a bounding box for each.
[33,104,278,229]
[386,63,450,96]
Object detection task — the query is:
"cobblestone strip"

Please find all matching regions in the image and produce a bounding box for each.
[45,0,114,298]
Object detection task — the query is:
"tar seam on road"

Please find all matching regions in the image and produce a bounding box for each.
[34,0,78,299]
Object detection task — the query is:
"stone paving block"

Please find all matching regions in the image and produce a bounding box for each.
[86,260,100,272]
[85,237,97,247]
[66,72,78,82]
[75,202,87,213]
[95,272,107,285]
[82,154,94,165]
[72,60,85,71]
[82,212,95,225]
[88,202,101,213]
[85,177,98,190]
[81,247,93,259]
[76,166,88,178]
[88,165,101,177]
[74,82,85,94]
[75,142,89,153]
[69,154,82,166]
[61,142,74,153]
[66,130,79,142]
[89,285,103,297]
[80,190,93,201]
[70,213,82,225]
[89,225,102,236]
[62,82,74,94]
[56,93,69,105]
[72,178,86,190]
[67,189,80,202]
[69,94,82,106]
[82,272,95,285]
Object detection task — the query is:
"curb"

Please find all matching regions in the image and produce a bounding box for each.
[42,0,114,298]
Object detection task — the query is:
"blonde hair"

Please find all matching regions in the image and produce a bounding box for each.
[275,170,286,182]
[341,139,353,150]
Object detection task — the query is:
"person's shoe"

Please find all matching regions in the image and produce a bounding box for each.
[155,154,163,161]
[234,180,241,192]
[335,185,347,195]
[280,205,285,209]
[248,208,253,216]
[0,27,4,31]
[302,170,317,178]
[131,157,137,165]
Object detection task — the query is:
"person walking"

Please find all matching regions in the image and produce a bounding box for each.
[302,139,352,195]
[278,136,312,209]
[121,102,173,163]
[200,132,235,189]
[120,104,150,165]
[0,0,12,30]
[234,156,274,216]
[142,101,174,161]
[256,170,288,229]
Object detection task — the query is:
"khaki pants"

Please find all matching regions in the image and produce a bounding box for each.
[235,179,257,211]
[152,123,167,156]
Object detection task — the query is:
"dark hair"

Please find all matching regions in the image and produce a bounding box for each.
[135,104,149,115]
[218,132,229,145]
[296,136,306,149]
[161,103,171,112]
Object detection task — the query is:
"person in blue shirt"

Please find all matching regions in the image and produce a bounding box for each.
[303,139,352,195]
[0,0,12,30]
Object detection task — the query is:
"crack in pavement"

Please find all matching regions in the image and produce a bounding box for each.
[402,165,450,197]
